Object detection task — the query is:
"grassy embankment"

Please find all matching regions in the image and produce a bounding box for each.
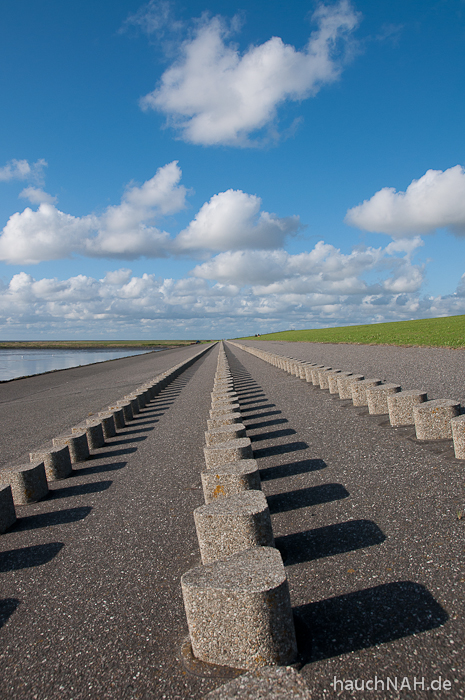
[0,340,205,349]
[240,315,465,349]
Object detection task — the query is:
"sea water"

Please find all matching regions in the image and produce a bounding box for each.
[0,348,155,382]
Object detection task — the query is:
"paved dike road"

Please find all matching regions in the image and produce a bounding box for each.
[0,340,464,698]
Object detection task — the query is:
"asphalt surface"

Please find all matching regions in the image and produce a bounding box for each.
[0,345,212,472]
[0,340,464,699]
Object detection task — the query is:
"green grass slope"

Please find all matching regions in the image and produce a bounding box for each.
[239,315,465,348]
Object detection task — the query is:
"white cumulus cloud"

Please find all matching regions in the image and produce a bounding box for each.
[345,165,465,237]
[0,260,461,339]
[19,187,57,205]
[0,158,48,184]
[191,239,425,296]
[176,189,300,252]
[0,162,188,264]
[140,1,360,146]
[0,161,300,264]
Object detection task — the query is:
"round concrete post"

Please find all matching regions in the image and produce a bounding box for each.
[387,390,428,426]
[337,373,364,399]
[194,491,274,564]
[207,413,242,430]
[319,368,340,390]
[115,401,134,422]
[201,460,261,503]
[366,383,401,415]
[210,403,241,418]
[451,415,465,458]
[1,462,48,505]
[205,424,247,446]
[310,365,327,385]
[30,446,72,481]
[204,437,253,469]
[106,406,125,430]
[0,485,17,533]
[181,547,297,670]
[351,378,382,406]
[78,420,105,449]
[328,370,351,394]
[53,432,89,462]
[125,396,140,415]
[304,364,317,383]
[414,399,460,440]
[97,412,117,438]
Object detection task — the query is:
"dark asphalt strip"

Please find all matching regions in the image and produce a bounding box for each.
[224,342,464,700]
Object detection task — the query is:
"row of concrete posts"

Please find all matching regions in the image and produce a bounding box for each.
[230,342,465,455]
[181,343,298,677]
[0,346,212,535]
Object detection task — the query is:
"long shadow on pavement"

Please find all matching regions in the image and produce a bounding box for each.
[276,519,385,565]
[295,581,448,663]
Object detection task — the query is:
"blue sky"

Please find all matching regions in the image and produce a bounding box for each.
[1,0,464,339]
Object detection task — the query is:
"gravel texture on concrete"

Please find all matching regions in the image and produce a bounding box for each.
[201,460,261,504]
[194,491,274,563]
[29,446,73,481]
[0,461,49,505]
[223,341,464,700]
[181,547,297,670]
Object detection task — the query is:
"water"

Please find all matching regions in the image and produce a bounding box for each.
[0,348,155,382]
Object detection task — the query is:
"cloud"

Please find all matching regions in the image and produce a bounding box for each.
[191,240,422,294]
[0,162,300,264]
[176,190,300,252]
[0,259,461,338]
[19,187,57,205]
[0,162,187,264]
[0,204,95,265]
[0,158,48,184]
[121,0,184,39]
[345,165,465,237]
[140,1,360,146]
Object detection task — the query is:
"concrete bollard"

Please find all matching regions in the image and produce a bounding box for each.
[53,432,90,462]
[451,415,465,458]
[97,412,117,439]
[351,378,382,407]
[181,547,297,670]
[211,393,239,405]
[319,368,341,390]
[310,365,328,385]
[106,406,125,430]
[201,460,261,503]
[125,396,140,415]
[0,462,48,505]
[77,420,105,449]
[414,399,460,440]
[328,370,351,394]
[210,403,241,418]
[207,413,242,430]
[205,424,247,446]
[0,485,17,533]
[30,445,72,481]
[205,666,312,699]
[194,491,273,564]
[204,438,253,469]
[337,373,364,399]
[115,401,134,422]
[387,390,428,426]
[304,364,317,382]
[366,383,402,415]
